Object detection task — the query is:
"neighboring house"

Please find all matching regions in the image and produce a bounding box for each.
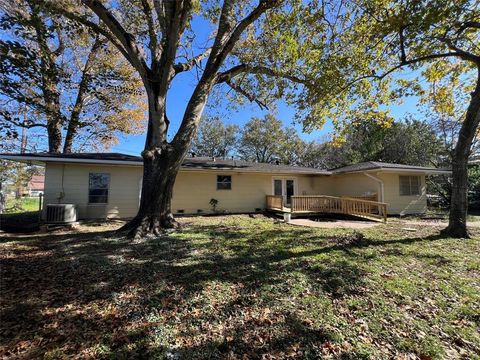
[0,153,450,220]
[26,175,45,197]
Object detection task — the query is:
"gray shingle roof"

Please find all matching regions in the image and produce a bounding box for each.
[0,153,331,175]
[331,161,450,173]
[181,157,331,174]
[8,152,143,162]
[1,153,450,175]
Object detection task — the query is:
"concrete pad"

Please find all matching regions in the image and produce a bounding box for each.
[288,218,381,229]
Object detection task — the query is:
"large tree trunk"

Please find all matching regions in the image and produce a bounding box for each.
[119,75,212,238]
[121,147,183,238]
[441,68,480,238]
[119,81,206,238]
[47,121,62,153]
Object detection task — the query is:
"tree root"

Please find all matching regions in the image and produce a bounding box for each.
[118,213,179,240]
[440,224,470,239]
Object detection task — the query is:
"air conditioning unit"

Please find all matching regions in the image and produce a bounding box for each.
[46,204,78,224]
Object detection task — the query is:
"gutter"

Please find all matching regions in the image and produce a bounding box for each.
[363,172,384,202]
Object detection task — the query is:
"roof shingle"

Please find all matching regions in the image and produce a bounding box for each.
[331,161,450,173]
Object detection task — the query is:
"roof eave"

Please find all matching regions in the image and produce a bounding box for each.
[333,167,451,175]
[0,155,142,166]
[366,168,451,175]
[0,155,331,175]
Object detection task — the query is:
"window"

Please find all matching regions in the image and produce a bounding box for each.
[399,175,421,196]
[89,173,110,203]
[217,175,232,190]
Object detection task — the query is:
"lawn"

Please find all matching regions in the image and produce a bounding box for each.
[4,196,41,213]
[0,216,479,359]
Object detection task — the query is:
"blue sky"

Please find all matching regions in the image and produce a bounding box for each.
[111,82,420,156]
[0,6,422,156]
[109,14,422,156]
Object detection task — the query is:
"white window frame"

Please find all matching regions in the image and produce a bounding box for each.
[271,177,298,205]
[399,175,421,196]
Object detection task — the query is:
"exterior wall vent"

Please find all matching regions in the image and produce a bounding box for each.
[46,204,77,224]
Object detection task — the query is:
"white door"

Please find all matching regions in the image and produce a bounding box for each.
[273,178,296,206]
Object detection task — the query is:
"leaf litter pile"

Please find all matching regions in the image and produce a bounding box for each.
[0,215,479,359]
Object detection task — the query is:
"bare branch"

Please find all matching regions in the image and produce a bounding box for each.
[225,79,268,110]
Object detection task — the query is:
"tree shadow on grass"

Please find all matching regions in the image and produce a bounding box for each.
[0,223,449,358]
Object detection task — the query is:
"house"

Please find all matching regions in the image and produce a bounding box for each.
[26,175,45,197]
[0,153,450,221]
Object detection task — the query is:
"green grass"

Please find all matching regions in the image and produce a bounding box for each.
[423,208,480,222]
[4,196,40,213]
[1,216,479,359]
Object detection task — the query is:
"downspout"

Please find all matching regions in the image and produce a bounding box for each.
[363,172,384,203]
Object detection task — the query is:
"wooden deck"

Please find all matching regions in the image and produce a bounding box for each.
[266,195,388,222]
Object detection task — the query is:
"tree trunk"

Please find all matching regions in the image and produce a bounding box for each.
[63,38,101,154]
[47,121,62,153]
[121,147,183,238]
[441,67,480,238]
[119,83,204,239]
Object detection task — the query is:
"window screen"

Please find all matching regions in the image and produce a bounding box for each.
[89,173,110,203]
[399,176,420,196]
[217,175,232,190]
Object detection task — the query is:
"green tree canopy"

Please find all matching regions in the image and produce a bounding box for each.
[238,114,302,164]
[191,116,238,158]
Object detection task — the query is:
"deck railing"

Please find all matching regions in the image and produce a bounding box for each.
[343,194,378,202]
[266,195,283,210]
[267,195,387,222]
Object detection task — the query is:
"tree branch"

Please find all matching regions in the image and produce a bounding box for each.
[154,1,193,81]
[341,52,462,92]
[225,79,268,110]
[171,1,282,150]
[1,115,47,129]
[174,48,212,74]
[52,28,65,57]
[439,37,480,63]
[40,1,134,69]
[399,26,407,63]
[140,0,159,64]
[81,0,150,78]
[216,64,307,84]
[456,20,480,35]
[212,0,281,69]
